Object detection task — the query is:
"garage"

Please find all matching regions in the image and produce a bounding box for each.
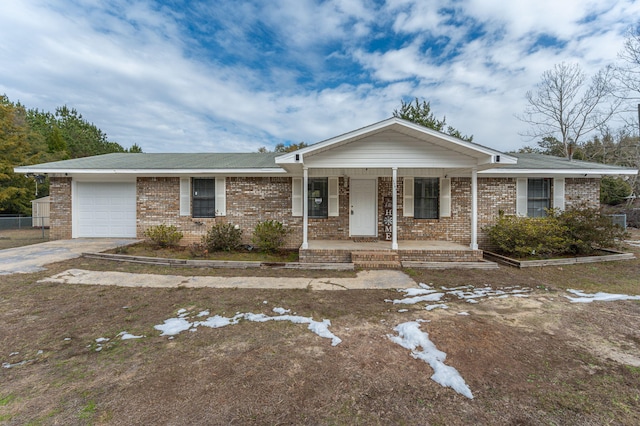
[75,182,136,237]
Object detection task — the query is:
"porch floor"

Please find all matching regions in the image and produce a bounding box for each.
[305,240,471,251]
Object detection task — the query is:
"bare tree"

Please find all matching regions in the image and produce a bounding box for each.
[616,26,640,100]
[518,62,620,157]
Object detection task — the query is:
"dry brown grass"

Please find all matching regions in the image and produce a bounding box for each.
[1,246,639,425]
[0,228,49,250]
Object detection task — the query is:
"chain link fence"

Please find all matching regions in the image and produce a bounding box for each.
[0,215,50,249]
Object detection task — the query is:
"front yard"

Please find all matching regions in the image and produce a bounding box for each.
[1,243,639,425]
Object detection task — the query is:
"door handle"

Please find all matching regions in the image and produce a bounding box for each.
[351,210,354,215]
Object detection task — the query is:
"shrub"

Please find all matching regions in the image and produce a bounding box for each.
[485,213,569,258]
[144,224,183,248]
[557,206,627,254]
[202,223,242,252]
[252,220,291,253]
[486,206,628,258]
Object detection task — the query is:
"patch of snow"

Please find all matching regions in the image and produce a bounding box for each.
[197,314,242,329]
[119,332,144,340]
[565,289,640,303]
[197,310,210,317]
[390,293,445,305]
[389,321,473,399]
[9,352,18,356]
[156,309,342,346]
[397,309,409,313]
[154,317,193,336]
[425,304,448,311]
[95,337,109,343]
[64,337,71,341]
[457,312,470,316]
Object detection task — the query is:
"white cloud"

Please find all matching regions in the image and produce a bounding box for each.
[1,0,639,153]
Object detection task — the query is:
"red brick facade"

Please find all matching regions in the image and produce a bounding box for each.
[47,175,602,250]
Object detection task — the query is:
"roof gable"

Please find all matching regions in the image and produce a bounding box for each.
[276,117,517,170]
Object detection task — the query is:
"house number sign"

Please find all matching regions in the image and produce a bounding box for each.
[383,196,393,241]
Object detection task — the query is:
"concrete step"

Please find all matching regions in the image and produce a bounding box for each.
[352,251,401,269]
[351,250,399,262]
[353,260,402,270]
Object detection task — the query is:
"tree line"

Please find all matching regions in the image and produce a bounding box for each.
[0,95,141,215]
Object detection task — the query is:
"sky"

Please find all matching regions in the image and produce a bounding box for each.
[1,0,639,153]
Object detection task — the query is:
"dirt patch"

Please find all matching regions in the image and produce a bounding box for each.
[1,259,640,425]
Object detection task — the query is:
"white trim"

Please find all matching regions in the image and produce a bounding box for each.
[13,167,287,175]
[215,177,226,216]
[392,168,398,250]
[302,168,308,249]
[403,177,414,217]
[479,168,637,176]
[553,178,565,211]
[179,178,190,216]
[439,177,451,218]
[328,177,339,217]
[516,178,528,217]
[71,179,78,238]
[470,168,478,250]
[292,177,303,216]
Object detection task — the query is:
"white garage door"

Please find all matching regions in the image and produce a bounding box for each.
[76,182,136,237]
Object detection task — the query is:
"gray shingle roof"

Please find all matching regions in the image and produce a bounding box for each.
[17,152,281,170]
[506,153,637,171]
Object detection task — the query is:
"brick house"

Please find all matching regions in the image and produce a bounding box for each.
[15,118,637,263]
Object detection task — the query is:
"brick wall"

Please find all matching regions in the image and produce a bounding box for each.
[566,178,600,209]
[477,177,517,247]
[49,177,72,240]
[136,177,304,248]
[380,177,473,245]
[46,175,602,248]
[308,177,350,240]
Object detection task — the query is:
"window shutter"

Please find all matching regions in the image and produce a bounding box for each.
[516,178,528,216]
[439,178,451,218]
[215,177,226,216]
[328,177,339,216]
[292,177,302,216]
[403,177,414,217]
[553,178,565,211]
[180,178,191,216]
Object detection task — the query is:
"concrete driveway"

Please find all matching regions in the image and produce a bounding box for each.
[0,239,138,275]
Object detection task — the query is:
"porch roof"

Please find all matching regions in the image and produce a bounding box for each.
[275,117,517,172]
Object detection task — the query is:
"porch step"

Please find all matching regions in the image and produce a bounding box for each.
[351,251,401,270]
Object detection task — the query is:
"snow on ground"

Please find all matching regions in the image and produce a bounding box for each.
[389,321,474,399]
[565,289,640,303]
[154,308,342,346]
[388,283,533,311]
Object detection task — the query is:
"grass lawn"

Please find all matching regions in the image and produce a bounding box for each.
[0,243,639,424]
[0,228,49,250]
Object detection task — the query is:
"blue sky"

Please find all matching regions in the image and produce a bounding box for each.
[1,0,638,153]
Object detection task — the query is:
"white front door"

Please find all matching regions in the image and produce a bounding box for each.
[350,179,377,236]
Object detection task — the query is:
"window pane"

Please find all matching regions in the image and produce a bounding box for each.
[193,178,216,218]
[308,178,328,218]
[414,178,439,219]
[527,178,550,217]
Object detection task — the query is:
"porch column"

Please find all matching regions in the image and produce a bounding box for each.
[302,167,309,249]
[392,167,398,250]
[470,167,478,250]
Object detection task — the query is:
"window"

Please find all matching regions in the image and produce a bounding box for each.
[308,178,328,218]
[192,178,216,218]
[414,178,439,219]
[527,178,550,217]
